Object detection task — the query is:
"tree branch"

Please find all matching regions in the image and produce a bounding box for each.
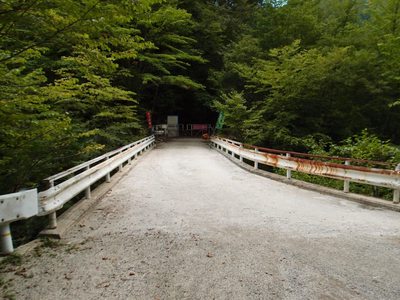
[0,0,101,63]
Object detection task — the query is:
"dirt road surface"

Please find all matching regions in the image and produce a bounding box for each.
[2,139,400,299]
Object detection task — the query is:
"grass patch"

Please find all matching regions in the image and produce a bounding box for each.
[0,254,20,300]
[40,237,61,249]
[0,253,22,268]
[2,290,16,300]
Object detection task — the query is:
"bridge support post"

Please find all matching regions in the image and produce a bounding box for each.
[343,160,350,193]
[48,211,57,229]
[393,164,400,203]
[0,223,13,254]
[254,148,259,169]
[286,153,292,179]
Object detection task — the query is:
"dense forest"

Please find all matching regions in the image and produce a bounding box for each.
[1,0,400,195]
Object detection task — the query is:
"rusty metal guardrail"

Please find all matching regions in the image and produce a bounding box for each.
[0,135,155,254]
[211,136,400,202]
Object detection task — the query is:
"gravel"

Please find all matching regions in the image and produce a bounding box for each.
[2,138,400,300]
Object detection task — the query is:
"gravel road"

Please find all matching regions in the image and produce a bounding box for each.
[2,139,400,300]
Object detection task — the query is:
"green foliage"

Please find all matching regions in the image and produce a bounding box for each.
[215,0,400,149]
[0,50,77,192]
[213,91,249,138]
[116,2,206,116]
[326,130,400,163]
[278,130,400,199]
[0,0,207,193]
[1,0,400,201]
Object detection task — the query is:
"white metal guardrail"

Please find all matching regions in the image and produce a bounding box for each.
[0,190,38,254]
[0,135,155,254]
[211,136,400,202]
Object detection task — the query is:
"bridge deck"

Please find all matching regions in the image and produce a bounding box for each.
[5,139,400,299]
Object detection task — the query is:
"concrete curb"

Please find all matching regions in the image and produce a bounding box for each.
[216,148,400,213]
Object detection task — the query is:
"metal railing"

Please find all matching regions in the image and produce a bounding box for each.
[211,136,400,202]
[0,135,155,254]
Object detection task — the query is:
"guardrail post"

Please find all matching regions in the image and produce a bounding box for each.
[393,164,400,203]
[0,223,13,254]
[119,163,123,172]
[47,181,58,228]
[105,156,111,183]
[343,160,350,193]
[286,153,291,179]
[240,145,243,162]
[48,211,57,229]
[85,186,91,199]
[254,148,259,169]
[85,166,91,199]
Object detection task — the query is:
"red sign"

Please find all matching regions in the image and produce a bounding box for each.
[146,112,152,128]
[192,124,208,130]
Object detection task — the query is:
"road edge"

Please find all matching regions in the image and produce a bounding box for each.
[2,147,154,258]
[215,147,400,213]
